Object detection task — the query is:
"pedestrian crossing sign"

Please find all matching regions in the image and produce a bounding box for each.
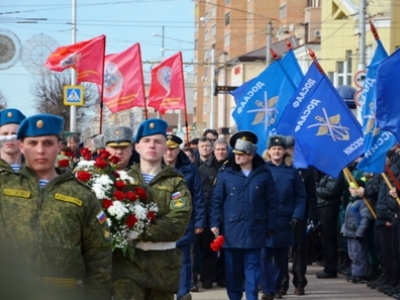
[63,85,84,106]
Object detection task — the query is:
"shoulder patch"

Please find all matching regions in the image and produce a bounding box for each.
[170,197,189,211]
[54,193,82,206]
[96,211,107,224]
[3,188,31,198]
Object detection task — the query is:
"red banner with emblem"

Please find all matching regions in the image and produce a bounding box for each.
[45,35,105,85]
[148,52,186,114]
[103,43,146,113]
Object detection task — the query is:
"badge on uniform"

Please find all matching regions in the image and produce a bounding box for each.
[101,226,112,242]
[171,191,182,200]
[170,191,189,211]
[96,211,107,224]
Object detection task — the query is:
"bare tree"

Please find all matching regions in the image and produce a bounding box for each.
[31,71,99,132]
[0,91,7,110]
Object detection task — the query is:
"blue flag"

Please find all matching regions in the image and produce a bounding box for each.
[231,53,301,155]
[357,40,396,173]
[376,46,400,142]
[230,78,256,104]
[276,62,364,178]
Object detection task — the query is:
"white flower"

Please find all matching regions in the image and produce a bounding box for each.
[127,231,139,240]
[95,174,114,186]
[91,182,107,199]
[117,171,135,184]
[132,202,147,220]
[76,160,95,170]
[106,218,112,227]
[107,201,129,220]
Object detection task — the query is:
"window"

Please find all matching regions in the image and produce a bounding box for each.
[246,32,253,44]
[211,6,216,17]
[225,12,230,26]
[336,50,353,86]
[205,30,209,41]
[203,103,208,114]
[224,32,230,47]
[193,90,197,100]
[225,0,230,4]
[280,4,287,19]
[204,86,209,97]
[212,24,216,36]
[204,12,209,23]
[193,73,197,84]
[248,10,253,22]
[194,39,198,50]
[195,22,198,32]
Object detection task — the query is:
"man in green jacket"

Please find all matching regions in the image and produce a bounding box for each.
[112,118,192,300]
[0,113,112,300]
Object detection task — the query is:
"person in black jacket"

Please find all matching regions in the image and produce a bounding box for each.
[315,171,345,279]
[280,136,318,295]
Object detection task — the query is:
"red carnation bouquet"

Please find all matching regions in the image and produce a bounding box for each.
[74,148,158,257]
[210,235,225,252]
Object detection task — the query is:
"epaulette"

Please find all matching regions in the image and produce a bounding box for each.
[220,160,229,171]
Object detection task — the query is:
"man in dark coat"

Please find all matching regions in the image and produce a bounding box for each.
[210,131,278,300]
[260,135,306,300]
[164,135,206,300]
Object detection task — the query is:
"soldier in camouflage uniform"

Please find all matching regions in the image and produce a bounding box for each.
[0,108,26,171]
[112,118,192,300]
[0,114,112,300]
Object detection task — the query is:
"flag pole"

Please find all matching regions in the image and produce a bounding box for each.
[138,44,148,120]
[271,46,297,89]
[343,167,377,219]
[179,52,190,146]
[381,172,400,206]
[98,35,106,134]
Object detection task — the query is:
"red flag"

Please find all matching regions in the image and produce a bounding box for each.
[148,52,186,114]
[103,43,146,113]
[45,35,105,85]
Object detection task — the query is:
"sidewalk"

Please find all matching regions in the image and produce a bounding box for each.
[191,264,389,300]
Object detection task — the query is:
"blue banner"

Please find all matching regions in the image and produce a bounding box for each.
[357,40,396,173]
[376,46,400,142]
[276,62,364,178]
[231,52,302,155]
[230,78,256,104]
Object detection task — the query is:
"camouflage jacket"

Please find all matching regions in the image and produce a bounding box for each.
[0,166,112,300]
[0,157,13,171]
[127,164,192,242]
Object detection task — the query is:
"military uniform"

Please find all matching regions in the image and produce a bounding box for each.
[0,114,112,299]
[112,118,193,300]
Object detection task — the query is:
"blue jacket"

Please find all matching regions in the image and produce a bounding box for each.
[175,150,207,246]
[341,196,372,238]
[210,154,278,249]
[265,160,307,248]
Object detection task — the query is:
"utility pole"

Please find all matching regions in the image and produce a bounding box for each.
[161,25,165,57]
[357,0,366,122]
[70,0,77,132]
[266,21,273,66]
[210,45,215,129]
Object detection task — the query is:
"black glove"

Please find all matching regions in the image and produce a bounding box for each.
[290,218,300,230]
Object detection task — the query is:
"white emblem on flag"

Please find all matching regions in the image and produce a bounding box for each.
[157,66,172,92]
[104,62,123,98]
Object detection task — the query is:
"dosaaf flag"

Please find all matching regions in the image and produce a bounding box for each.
[148,52,186,114]
[45,35,105,85]
[376,46,400,142]
[357,40,396,173]
[232,53,300,155]
[276,62,364,178]
[103,43,146,113]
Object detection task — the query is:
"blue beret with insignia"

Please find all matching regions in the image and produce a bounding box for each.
[134,118,168,143]
[17,114,63,139]
[0,108,26,127]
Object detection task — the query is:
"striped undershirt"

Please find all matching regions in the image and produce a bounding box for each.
[10,164,21,172]
[141,173,156,184]
[39,179,49,189]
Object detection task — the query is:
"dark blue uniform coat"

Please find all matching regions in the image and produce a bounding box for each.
[265,161,307,248]
[210,155,278,249]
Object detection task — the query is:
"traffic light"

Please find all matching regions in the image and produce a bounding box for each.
[214,85,238,96]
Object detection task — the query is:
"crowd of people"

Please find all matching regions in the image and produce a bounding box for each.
[0,107,399,300]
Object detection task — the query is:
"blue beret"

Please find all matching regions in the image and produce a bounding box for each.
[17,114,64,139]
[0,108,26,127]
[134,118,168,143]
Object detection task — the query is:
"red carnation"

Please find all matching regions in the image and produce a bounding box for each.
[210,235,225,252]
[135,187,147,200]
[94,157,108,169]
[114,180,126,191]
[99,149,111,159]
[76,171,92,182]
[147,211,156,223]
[102,198,113,209]
[80,148,91,159]
[113,172,120,178]
[126,215,138,228]
[126,191,138,202]
[109,155,120,164]
[58,159,70,168]
[113,190,126,201]
[64,150,74,159]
